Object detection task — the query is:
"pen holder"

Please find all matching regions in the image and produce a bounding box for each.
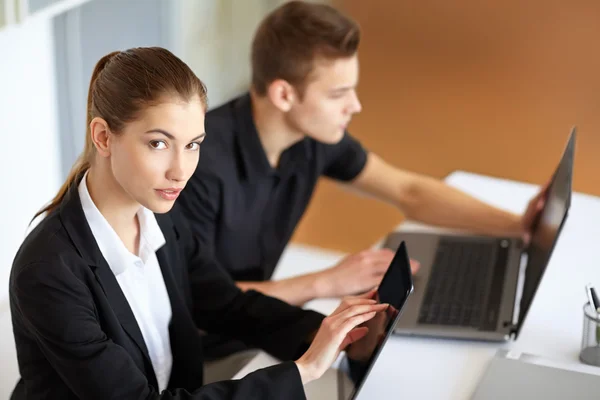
[580,302,600,367]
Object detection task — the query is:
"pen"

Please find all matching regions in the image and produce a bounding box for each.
[591,286,600,312]
[586,284,597,311]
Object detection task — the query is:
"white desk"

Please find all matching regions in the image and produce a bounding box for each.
[275,170,600,399]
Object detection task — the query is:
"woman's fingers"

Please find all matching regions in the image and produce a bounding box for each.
[332,297,378,315]
[331,304,388,344]
[337,310,380,345]
[331,303,388,328]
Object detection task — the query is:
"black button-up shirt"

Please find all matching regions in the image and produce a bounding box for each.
[178,93,367,358]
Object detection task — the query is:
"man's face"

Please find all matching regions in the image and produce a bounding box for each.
[285,54,362,144]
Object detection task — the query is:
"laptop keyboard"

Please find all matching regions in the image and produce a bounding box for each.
[418,238,510,331]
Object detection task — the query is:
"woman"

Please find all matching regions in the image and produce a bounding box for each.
[8,47,386,399]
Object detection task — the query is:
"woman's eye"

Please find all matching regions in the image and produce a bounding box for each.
[149,140,167,150]
[187,142,201,151]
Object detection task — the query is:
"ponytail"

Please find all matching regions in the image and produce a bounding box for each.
[32,51,120,221]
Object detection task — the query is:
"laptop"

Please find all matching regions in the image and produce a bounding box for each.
[470,350,600,400]
[233,241,414,400]
[383,127,576,341]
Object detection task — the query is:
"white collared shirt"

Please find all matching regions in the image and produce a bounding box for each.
[79,172,173,392]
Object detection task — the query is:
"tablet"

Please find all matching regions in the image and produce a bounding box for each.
[340,240,414,399]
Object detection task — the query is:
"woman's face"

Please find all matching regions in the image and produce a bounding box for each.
[108,97,206,214]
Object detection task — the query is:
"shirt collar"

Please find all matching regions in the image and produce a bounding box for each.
[78,171,166,276]
[233,93,313,181]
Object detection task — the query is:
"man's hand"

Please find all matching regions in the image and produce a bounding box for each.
[318,249,420,298]
[521,181,551,244]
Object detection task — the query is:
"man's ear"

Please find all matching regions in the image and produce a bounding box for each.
[90,117,112,158]
[266,79,297,112]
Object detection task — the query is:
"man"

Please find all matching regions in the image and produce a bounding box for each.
[177,0,544,378]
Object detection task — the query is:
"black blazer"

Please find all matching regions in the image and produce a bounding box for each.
[9,180,324,399]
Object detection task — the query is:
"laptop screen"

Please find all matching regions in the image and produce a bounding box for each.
[517,128,575,332]
[339,241,414,400]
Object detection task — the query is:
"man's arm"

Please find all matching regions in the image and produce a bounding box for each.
[236,274,324,306]
[350,153,524,237]
[236,247,402,305]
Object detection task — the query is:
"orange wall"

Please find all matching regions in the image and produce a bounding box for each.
[292,0,600,253]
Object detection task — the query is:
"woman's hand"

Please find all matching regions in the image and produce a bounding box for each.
[294,289,388,384]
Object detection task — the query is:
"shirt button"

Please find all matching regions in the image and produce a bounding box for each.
[135,260,143,267]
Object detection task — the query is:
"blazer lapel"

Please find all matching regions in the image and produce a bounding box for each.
[155,213,188,315]
[154,214,197,337]
[155,213,205,389]
[59,179,157,388]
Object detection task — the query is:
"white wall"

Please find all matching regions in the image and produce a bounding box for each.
[0,16,62,397]
[0,17,61,305]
